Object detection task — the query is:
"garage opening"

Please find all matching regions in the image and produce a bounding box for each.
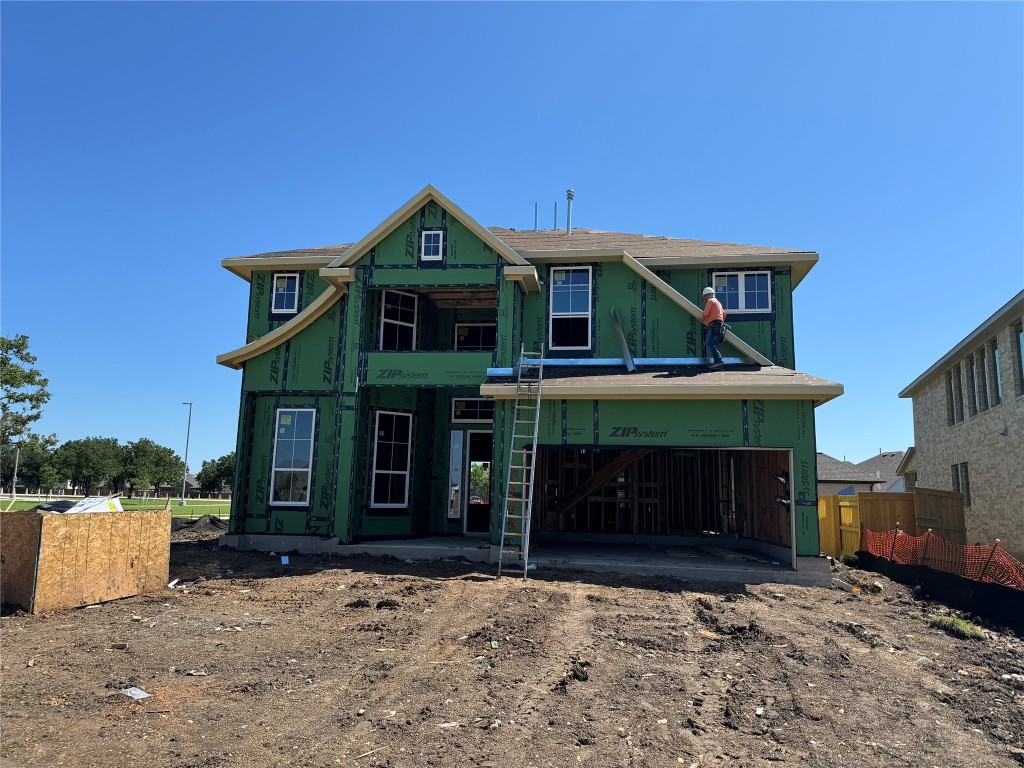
[534,447,792,551]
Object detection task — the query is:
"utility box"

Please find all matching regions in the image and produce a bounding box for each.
[0,509,171,614]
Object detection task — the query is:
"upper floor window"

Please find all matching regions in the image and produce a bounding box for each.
[712,271,771,314]
[1015,321,1024,396]
[271,408,315,506]
[272,273,300,314]
[946,364,965,425]
[975,347,990,412]
[455,323,497,351]
[420,230,444,262]
[990,339,1002,405]
[965,355,978,416]
[380,290,417,351]
[549,266,592,350]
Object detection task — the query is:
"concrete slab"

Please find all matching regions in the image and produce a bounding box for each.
[218,534,830,587]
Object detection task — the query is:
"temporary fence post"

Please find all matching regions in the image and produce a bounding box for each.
[889,521,901,561]
[920,529,933,568]
[979,539,1001,582]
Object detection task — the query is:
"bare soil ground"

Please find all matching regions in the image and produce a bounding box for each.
[3,530,1023,768]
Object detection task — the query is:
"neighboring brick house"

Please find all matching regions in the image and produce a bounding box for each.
[899,290,1024,556]
[816,453,881,495]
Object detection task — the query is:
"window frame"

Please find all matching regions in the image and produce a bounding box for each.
[951,363,964,423]
[965,354,978,416]
[269,407,316,507]
[451,398,495,424]
[420,229,444,262]
[976,347,990,412]
[271,272,301,315]
[710,270,773,314]
[960,462,972,507]
[370,410,413,509]
[990,339,1002,406]
[548,265,593,351]
[454,322,498,351]
[379,289,418,351]
[1015,321,1024,396]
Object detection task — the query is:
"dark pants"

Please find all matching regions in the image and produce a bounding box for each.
[705,321,725,363]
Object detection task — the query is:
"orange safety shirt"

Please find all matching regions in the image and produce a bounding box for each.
[701,297,726,325]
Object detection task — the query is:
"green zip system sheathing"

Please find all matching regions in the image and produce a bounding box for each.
[515,261,794,366]
[227,198,821,561]
[491,397,818,555]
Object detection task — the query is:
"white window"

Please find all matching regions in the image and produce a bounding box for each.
[420,230,444,261]
[454,323,497,351]
[549,266,592,350]
[711,271,772,313]
[451,398,495,423]
[272,273,300,314]
[371,411,412,508]
[380,290,417,350]
[270,408,315,505]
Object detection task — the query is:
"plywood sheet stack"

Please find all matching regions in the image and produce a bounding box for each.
[0,509,171,613]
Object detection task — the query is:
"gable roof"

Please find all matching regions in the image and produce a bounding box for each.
[900,289,1024,398]
[816,453,881,483]
[854,451,906,485]
[325,185,530,269]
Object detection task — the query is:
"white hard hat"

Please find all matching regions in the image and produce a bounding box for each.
[702,287,715,296]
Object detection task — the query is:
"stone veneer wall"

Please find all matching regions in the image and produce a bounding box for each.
[910,320,1024,557]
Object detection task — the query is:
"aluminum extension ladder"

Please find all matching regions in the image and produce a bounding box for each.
[497,345,544,579]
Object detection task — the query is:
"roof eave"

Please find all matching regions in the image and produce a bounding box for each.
[900,289,1024,398]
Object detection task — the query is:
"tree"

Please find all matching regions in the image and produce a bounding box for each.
[197,451,235,492]
[38,463,61,496]
[120,438,183,495]
[54,437,122,495]
[0,432,57,490]
[470,463,490,501]
[1,335,51,444]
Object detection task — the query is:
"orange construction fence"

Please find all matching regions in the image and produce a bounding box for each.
[861,527,1024,592]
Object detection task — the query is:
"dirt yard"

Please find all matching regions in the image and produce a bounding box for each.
[2,530,1023,768]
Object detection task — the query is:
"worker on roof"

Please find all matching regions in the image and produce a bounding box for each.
[700,286,727,370]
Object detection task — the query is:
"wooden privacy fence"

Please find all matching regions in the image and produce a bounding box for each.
[818,489,966,559]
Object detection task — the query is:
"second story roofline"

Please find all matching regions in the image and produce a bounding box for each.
[223,235,819,286]
[899,289,1024,399]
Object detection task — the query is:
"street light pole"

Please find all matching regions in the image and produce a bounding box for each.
[180,402,193,507]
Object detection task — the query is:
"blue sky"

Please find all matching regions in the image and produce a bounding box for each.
[2,2,1021,470]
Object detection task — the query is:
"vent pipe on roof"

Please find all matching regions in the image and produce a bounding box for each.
[534,202,538,231]
[553,201,557,230]
[566,188,575,235]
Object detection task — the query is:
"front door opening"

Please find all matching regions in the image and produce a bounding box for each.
[466,431,492,534]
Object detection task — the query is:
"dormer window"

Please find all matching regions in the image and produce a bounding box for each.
[420,230,444,261]
[272,273,300,314]
[712,271,771,314]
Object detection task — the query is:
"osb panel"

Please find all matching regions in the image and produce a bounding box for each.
[30,510,171,614]
[0,511,44,612]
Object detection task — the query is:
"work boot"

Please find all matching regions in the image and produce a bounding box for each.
[709,361,724,370]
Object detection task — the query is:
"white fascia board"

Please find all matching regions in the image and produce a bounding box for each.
[327,184,530,269]
[222,256,336,282]
[216,284,346,370]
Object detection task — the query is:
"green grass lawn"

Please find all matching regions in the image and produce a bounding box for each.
[2,498,229,517]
